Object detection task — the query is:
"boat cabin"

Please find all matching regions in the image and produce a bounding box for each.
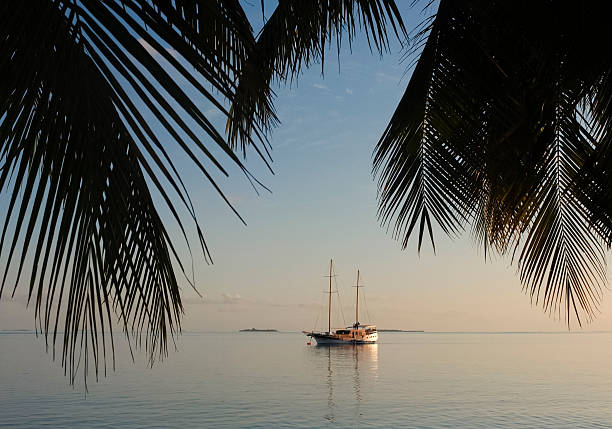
[331,324,377,342]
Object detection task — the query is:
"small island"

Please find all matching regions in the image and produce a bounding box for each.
[239,328,278,332]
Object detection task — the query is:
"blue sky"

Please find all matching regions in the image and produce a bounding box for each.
[3,1,612,333]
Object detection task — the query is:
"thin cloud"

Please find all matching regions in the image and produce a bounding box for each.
[138,38,157,55]
[138,38,178,59]
[205,108,222,119]
[226,193,243,205]
[376,71,400,83]
[298,138,329,150]
[182,295,209,305]
[183,293,312,310]
[183,293,244,306]
[221,293,243,304]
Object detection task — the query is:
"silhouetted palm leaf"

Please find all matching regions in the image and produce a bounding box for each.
[227,0,406,153]
[0,0,264,387]
[374,0,612,325]
[0,0,406,386]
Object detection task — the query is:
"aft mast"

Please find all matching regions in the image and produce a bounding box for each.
[328,259,333,334]
[355,270,360,327]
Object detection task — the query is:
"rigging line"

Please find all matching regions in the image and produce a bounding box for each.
[362,290,372,324]
[358,272,372,323]
[334,269,347,327]
[313,291,325,332]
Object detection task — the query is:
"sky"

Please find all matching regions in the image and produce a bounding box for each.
[3,1,612,334]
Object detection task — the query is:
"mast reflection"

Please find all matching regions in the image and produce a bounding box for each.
[313,344,378,425]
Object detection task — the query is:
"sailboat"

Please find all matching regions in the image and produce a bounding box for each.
[306,259,378,345]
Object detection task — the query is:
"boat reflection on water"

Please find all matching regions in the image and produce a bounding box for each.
[309,343,379,424]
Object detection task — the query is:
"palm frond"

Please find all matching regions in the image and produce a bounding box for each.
[374,0,486,252]
[0,0,262,387]
[374,0,612,324]
[227,0,407,155]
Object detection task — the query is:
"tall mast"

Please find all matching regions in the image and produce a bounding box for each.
[355,270,360,326]
[328,259,333,333]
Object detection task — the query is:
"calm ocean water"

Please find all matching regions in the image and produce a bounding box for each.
[2,331,612,428]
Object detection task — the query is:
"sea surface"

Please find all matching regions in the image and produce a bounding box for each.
[2,331,612,428]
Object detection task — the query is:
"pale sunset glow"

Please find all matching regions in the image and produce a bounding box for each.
[3,2,612,428]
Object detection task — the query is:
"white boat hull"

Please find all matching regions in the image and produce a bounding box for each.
[308,331,378,345]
